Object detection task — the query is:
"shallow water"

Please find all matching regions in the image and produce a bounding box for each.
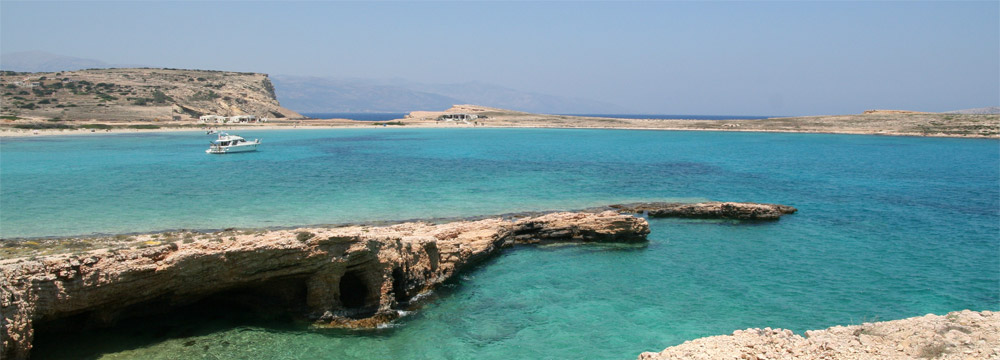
[4,128,997,359]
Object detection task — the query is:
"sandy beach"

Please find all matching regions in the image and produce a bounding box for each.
[3,105,997,139]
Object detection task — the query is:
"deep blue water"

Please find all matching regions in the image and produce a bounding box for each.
[3,128,998,359]
[302,112,408,121]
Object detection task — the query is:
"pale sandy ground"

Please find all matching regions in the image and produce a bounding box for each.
[0,124,359,137]
[0,120,480,138]
[2,105,997,138]
[1,121,992,139]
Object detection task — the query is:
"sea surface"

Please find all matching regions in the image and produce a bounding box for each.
[2,128,997,359]
[300,112,775,121]
[560,114,775,120]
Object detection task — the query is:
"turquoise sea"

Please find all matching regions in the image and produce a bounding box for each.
[2,128,998,359]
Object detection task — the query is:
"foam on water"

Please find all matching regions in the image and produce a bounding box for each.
[4,128,997,359]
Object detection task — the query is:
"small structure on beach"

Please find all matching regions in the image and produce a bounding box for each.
[198,115,267,123]
[438,113,479,121]
[199,115,227,123]
[229,115,258,123]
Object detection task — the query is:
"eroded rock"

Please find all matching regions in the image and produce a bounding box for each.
[638,310,999,360]
[0,211,646,359]
[612,202,797,220]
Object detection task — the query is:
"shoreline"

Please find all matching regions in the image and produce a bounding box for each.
[0,201,791,249]
[1,210,651,358]
[3,104,997,139]
[2,121,997,139]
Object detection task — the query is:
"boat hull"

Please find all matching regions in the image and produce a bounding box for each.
[206,143,259,154]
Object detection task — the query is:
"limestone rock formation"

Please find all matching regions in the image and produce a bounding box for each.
[638,310,998,360]
[0,68,302,122]
[511,211,652,244]
[611,202,797,220]
[0,211,647,359]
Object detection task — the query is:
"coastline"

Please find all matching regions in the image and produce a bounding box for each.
[1,210,651,358]
[2,106,998,358]
[4,205,996,359]
[2,121,997,139]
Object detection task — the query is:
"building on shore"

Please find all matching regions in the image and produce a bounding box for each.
[198,115,268,123]
[438,113,479,121]
[229,115,258,123]
[199,115,227,123]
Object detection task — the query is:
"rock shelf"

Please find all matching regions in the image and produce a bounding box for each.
[612,202,798,220]
[638,310,998,360]
[1,210,648,359]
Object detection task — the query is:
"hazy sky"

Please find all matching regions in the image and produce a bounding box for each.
[2,1,997,115]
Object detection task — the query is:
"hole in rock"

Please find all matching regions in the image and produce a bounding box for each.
[339,270,370,309]
[31,276,310,358]
[391,267,409,303]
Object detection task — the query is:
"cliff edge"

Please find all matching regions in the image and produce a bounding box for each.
[0,68,302,122]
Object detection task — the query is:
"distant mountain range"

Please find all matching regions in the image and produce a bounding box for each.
[1,51,625,114]
[269,75,626,114]
[268,76,460,113]
[0,51,138,73]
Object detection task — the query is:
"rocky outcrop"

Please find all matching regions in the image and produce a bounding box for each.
[638,310,998,360]
[511,211,652,244]
[0,211,647,359]
[0,68,302,122]
[612,202,797,220]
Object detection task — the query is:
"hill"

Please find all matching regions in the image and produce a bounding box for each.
[0,68,302,122]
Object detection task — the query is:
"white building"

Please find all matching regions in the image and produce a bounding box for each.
[438,113,479,121]
[229,115,258,123]
[199,114,268,123]
[199,115,227,123]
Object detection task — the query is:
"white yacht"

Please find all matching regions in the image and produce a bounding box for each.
[206,133,260,154]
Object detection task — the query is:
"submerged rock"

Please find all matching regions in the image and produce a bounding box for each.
[0,210,647,359]
[611,202,797,220]
[638,310,998,360]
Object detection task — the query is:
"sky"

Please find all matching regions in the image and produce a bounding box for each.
[1,1,997,115]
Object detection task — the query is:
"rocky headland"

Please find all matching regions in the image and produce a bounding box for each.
[638,310,998,360]
[9,200,989,360]
[0,210,648,359]
[0,68,301,124]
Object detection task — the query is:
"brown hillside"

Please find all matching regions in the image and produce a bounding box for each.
[0,68,302,122]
